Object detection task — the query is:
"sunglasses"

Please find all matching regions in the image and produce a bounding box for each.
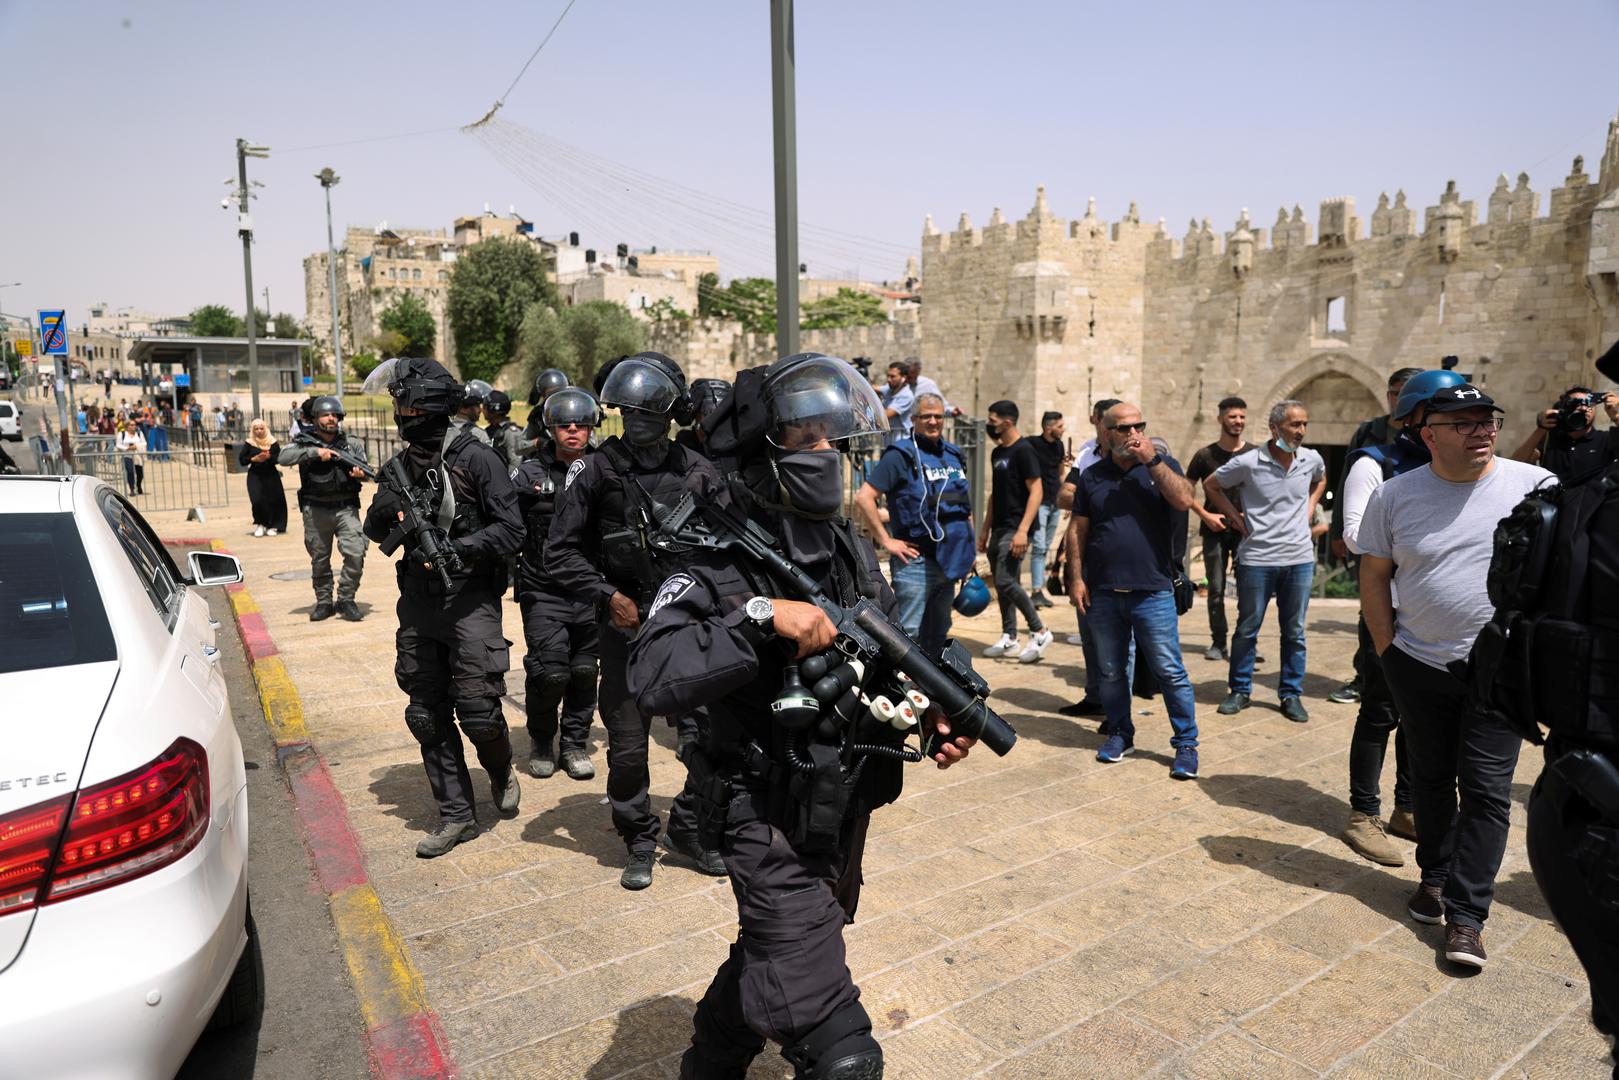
[553,421,593,431]
[1107,421,1148,433]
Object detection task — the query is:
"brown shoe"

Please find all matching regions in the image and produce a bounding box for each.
[1387,808,1418,842]
[1341,812,1404,867]
[1408,881,1444,925]
[1444,922,1486,969]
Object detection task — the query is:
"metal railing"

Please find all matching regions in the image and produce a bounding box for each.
[73,446,231,511]
[844,417,986,525]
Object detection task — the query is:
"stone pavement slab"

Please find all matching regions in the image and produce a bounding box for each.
[149,480,1614,1078]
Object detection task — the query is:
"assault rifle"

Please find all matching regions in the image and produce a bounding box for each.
[651,494,1017,758]
[292,434,463,593]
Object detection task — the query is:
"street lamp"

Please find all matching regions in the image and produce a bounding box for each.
[316,168,344,398]
[235,139,270,419]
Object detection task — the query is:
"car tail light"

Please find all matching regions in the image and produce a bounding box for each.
[0,738,209,917]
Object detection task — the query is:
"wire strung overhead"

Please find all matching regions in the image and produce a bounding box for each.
[466,116,919,283]
[465,0,581,130]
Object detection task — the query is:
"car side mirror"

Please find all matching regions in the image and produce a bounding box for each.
[187,550,243,588]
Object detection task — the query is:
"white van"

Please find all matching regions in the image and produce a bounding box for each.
[0,399,20,441]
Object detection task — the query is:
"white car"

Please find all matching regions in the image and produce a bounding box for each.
[0,474,254,1079]
[0,398,20,441]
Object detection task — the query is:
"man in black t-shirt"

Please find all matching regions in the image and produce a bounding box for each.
[1511,386,1619,486]
[1184,396,1255,661]
[976,399,1050,662]
[1028,410,1071,608]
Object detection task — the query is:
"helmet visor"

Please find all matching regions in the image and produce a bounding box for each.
[542,388,600,429]
[765,355,886,450]
[361,357,410,397]
[599,359,679,415]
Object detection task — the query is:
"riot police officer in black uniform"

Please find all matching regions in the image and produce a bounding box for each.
[512,387,601,781]
[360,358,526,858]
[545,352,725,890]
[483,389,527,468]
[278,395,369,622]
[454,379,494,445]
[627,354,979,1080]
[674,378,732,460]
[524,367,573,450]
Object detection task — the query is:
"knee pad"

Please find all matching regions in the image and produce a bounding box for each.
[782,1002,882,1080]
[404,700,451,748]
[456,697,508,744]
[534,667,571,693]
[569,662,598,692]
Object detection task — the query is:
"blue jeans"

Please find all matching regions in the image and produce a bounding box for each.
[1029,503,1062,593]
[1229,562,1313,699]
[890,553,954,658]
[1087,589,1197,748]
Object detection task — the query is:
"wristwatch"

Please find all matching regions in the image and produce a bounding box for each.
[745,595,776,635]
[1145,452,1164,468]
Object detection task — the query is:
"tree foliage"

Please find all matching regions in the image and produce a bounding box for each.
[799,288,888,331]
[517,300,645,388]
[349,352,383,380]
[378,293,437,357]
[699,277,776,334]
[645,297,689,322]
[189,304,239,337]
[446,237,558,381]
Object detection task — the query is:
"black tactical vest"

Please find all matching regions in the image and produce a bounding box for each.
[297,433,364,506]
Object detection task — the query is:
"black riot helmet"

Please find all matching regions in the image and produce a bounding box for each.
[362,356,463,414]
[309,395,345,421]
[485,389,512,417]
[462,378,494,406]
[596,352,694,423]
[528,367,571,406]
[759,353,885,450]
[688,378,731,425]
[542,387,601,431]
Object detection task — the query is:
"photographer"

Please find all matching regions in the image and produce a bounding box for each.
[1511,385,1619,486]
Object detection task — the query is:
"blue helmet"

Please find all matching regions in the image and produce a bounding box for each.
[1392,369,1469,421]
[953,574,990,617]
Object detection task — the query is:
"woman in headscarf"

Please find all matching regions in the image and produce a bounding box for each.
[238,417,288,536]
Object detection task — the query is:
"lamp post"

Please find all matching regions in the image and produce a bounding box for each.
[770,0,800,356]
[317,168,344,397]
[235,138,270,419]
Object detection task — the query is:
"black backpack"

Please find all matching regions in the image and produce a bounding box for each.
[1458,462,1619,749]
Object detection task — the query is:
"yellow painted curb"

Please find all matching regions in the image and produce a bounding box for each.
[253,654,309,745]
[330,883,432,1031]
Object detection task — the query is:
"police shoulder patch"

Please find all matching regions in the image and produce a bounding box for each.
[647,573,695,620]
[565,458,587,489]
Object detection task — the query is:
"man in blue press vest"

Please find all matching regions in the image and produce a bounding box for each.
[853,391,976,657]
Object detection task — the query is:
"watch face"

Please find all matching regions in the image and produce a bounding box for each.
[747,596,773,621]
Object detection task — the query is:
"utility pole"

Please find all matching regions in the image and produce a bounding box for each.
[770,0,800,357]
[317,168,344,397]
[236,138,270,419]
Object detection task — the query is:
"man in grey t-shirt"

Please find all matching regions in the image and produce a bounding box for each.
[1203,400,1326,722]
[1357,384,1553,970]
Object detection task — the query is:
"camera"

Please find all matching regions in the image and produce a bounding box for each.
[1554,390,1610,434]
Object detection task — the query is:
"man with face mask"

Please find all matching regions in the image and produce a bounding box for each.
[360,357,526,858]
[454,379,494,445]
[278,395,370,622]
[545,352,727,890]
[626,353,980,1080]
[482,389,527,468]
[1203,400,1326,723]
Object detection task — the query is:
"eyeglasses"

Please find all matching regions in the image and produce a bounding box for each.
[915,413,946,422]
[1427,417,1505,437]
[1107,421,1148,433]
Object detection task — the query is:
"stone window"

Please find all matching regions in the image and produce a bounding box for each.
[437,270,448,282]
[1325,297,1347,335]
[413,269,421,281]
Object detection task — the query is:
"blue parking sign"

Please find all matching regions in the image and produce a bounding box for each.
[38,310,67,355]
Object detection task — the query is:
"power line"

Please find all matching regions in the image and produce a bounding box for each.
[277,126,460,154]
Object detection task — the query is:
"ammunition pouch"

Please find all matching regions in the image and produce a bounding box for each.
[786,742,854,856]
[684,746,734,852]
[601,527,659,599]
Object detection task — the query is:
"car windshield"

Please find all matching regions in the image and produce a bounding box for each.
[0,512,116,674]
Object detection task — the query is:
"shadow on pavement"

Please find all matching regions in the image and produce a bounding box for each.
[1199,773,1347,837]
[523,792,639,866]
[582,994,793,1079]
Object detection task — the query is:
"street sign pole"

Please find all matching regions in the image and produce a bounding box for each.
[770,0,801,358]
[39,310,70,466]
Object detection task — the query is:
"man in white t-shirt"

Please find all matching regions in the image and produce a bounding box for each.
[1357,384,1553,970]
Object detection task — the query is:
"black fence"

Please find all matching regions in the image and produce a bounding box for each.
[844,417,987,526]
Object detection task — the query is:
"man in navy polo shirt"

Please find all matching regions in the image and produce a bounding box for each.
[1064,401,1202,778]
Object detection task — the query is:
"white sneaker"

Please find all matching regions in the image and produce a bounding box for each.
[983,634,1019,658]
[1065,633,1085,646]
[1018,629,1054,663]
[267,528,278,536]
[253,526,265,537]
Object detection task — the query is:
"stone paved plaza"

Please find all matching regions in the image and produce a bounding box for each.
[153,490,1613,1079]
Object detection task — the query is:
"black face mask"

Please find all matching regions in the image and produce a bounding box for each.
[396,413,450,446]
[621,412,670,447]
[773,449,844,518]
[985,419,1002,438]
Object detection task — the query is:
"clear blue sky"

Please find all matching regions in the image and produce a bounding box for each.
[4,0,1617,328]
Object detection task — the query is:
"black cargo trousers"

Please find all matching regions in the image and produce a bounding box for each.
[395,578,513,824]
[520,590,598,759]
[684,792,872,1078]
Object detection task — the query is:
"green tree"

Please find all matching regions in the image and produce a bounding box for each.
[378,293,437,357]
[799,288,888,331]
[349,352,382,380]
[370,329,408,359]
[446,237,558,381]
[705,277,777,334]
[189,303,240,337]
[645,297,690,322]
[696,271,722,318]
[517,300,645,388]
